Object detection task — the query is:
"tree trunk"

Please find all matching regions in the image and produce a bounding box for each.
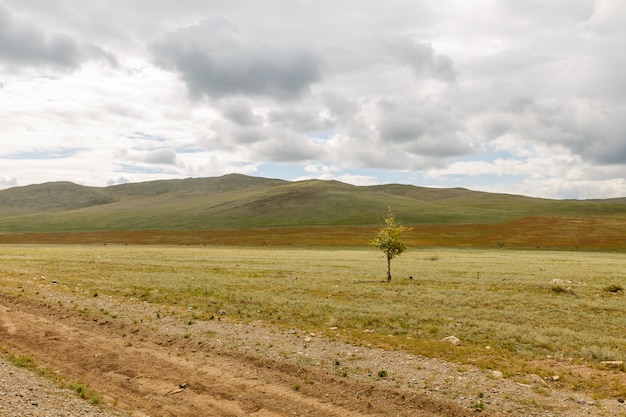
[386,255,392,282]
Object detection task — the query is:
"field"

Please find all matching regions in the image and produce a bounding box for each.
[2,212,626,250]
[2,243,626,415]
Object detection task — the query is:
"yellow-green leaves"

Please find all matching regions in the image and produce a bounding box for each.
[369,209,411,281]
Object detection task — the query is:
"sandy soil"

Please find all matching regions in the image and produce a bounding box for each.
[1,290,625,417]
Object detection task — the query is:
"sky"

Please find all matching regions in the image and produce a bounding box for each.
[1,0,626,199]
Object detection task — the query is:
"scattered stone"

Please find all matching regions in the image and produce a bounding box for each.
[491,371,504,379]
[618,397,624,403]
[528,374,548,387]
[576,398,595,406]
[217,309,227,316]
[440,336,462,346]
[551,375,560,381]
[168,387,185,395]
[601,361,623,368]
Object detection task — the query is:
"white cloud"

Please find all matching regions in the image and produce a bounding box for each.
[0,1,625,199]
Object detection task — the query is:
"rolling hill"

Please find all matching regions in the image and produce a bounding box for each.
[0,173,625,248]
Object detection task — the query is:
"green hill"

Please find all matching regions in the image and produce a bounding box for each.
[0,173,625,233]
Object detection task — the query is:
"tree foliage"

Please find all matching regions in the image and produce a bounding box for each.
[369,208,411,282]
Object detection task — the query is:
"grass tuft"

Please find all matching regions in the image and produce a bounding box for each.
[605,284,623,293]
[69,382,102,404]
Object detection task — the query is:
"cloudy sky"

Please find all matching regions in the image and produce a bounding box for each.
[1,0,626,199]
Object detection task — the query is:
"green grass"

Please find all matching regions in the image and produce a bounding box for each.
[1,244,626,395]
[69,382,102,404]
[0,349,103,404]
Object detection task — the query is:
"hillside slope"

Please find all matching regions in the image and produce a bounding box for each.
[0,181,114,216]
[0,173,625,233]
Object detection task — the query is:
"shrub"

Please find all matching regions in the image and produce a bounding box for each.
[605,284,623,293]
[550,285,576,296]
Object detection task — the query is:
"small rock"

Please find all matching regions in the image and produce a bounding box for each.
[491,371,504,379]
[551,375,560,381]
[528,374,548,387]
[440,335,462,346]
[617,397,624,403]
[168,388,185,395]
[217,309,226,316]
[600,361,623,368]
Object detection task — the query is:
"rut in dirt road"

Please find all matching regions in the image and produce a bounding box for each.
[0,293,479,417]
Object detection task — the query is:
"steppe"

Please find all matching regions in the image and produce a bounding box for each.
[2,245,626,416]
[2,174,626,416]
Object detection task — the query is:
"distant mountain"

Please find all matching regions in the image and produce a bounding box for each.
[0,173,625,233]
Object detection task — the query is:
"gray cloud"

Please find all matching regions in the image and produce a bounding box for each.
[0,3,116,71]
[209,119,267,146]
[219,99,263,127]
[499,0,594,27]
[569,107,626,165]
[376,97,472,158]
[231,127,267,145]
[0,176,17,187]
[268,107,335,133]
[321,92,360,122]
[480,96,626,166]
[150,17,321,101]
[388,39,456,83]
[253,133,324,163]
[142,149,178,165]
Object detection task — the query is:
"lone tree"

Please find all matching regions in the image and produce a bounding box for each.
[369,208,411,282]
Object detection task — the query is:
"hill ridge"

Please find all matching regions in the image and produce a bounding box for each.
[1,173,626,233]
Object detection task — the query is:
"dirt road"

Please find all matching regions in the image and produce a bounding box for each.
[0,293,476,417]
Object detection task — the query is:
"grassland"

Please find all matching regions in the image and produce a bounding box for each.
[1,244,625,397]
[1,213,625,251]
